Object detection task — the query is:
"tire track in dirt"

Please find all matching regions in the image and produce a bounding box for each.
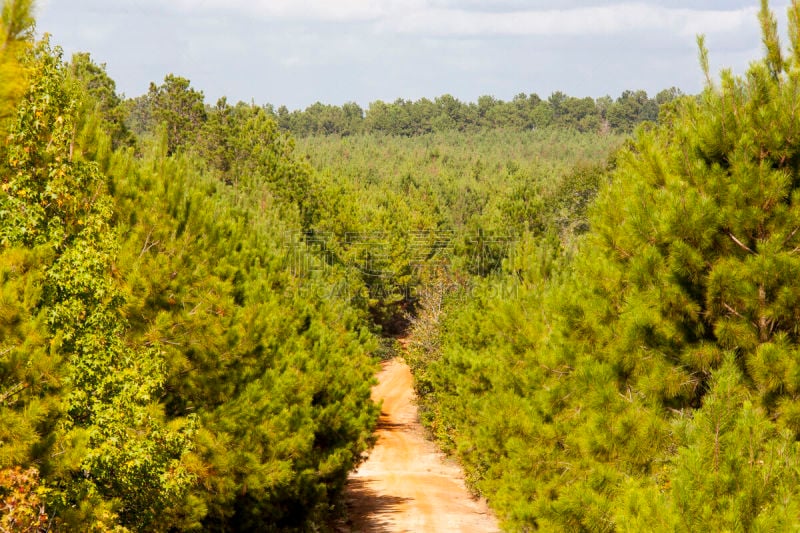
[343,358,499,532]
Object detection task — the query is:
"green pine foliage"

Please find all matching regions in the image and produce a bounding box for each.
[406,1,800,530]
[274,88,678,138]
[298,129,621,331]
[2,21,378,531]
[0,0,33,120]
[107,133,379,529]
[10,0,800,530]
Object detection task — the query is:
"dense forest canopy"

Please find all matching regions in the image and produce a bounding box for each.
[4,0,800,531]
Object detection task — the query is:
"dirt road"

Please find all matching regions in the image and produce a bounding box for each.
[344,358,499,532]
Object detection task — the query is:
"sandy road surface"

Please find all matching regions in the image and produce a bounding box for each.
[343,358,499,532]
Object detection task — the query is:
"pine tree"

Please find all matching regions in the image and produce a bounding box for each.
[550,0,800,526]
[1,0,34,46]
[107,90,379,529]
[582,0,800,432]
[0,0,34,120]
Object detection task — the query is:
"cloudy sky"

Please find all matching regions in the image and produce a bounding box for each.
[36,1,785,109]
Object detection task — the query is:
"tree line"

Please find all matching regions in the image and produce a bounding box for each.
[269,88,681,137]
[124,78,681,142]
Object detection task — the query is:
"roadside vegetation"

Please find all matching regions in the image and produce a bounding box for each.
[4,0,800,531]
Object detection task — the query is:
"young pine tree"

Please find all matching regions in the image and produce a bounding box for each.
[563,0,800,527]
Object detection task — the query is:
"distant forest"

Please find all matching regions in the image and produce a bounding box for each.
[126,83,683,140]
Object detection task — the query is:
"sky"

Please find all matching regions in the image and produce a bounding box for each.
[35,1,787,110]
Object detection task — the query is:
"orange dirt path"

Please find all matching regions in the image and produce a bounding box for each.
[344,358,499,532]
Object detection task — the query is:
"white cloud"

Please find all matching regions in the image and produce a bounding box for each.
[381,4,758,37]
[146,0,759,36]
[170,0,427,22]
